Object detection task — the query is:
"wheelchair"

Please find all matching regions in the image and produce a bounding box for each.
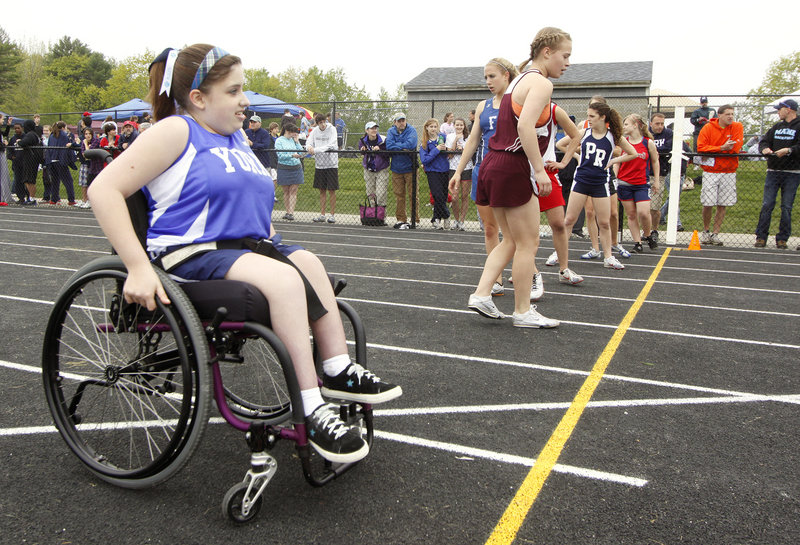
[41,151,375,523]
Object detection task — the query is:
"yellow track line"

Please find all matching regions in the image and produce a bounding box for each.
[485,248,672,545]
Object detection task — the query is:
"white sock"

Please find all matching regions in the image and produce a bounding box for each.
[322,354,351,377]
[301,388,326,417]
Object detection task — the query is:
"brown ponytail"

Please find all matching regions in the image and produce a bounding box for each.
[589,102,624,142]
[146,44,242,122]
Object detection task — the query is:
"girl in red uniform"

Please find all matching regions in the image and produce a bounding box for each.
[467,27,572,328]
[616,114,660,252]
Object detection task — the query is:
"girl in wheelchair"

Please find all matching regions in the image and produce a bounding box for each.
[87,44,401,464]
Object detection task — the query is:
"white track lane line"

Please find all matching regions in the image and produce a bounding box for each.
[0,356,648,487]
[3,257,798,318]
[4,222,800,271]
[4,289,797,348]
[9,234,795,290]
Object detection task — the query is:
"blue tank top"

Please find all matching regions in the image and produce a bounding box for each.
[574,128,616,185]
[476,97,500,166]
[144,115,275,255]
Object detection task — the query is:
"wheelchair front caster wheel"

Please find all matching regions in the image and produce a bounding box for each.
[222,482,263,523]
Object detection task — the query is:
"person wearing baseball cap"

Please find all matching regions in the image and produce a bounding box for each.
[359,121,390,215]
[386,112,418,228]
[690,97,716,152]
[775,99,798,112]
[755,97,800,249]
[245,115,272,170]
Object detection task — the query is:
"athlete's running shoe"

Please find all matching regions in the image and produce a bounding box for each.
[491,281,505,297]
[633,242,644,253]
[613,244,631,258]
[530,273,544,302]
[545,251,559,266]
[559,268,584,285]
[512,305,559,328]
[468,294,505,319]
[581,247,602,260]
[646,235,658,250]
[604,256,625,270]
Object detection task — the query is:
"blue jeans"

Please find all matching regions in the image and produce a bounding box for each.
[755,170,800,242]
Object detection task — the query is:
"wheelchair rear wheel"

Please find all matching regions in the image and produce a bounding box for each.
[42,257,212,488]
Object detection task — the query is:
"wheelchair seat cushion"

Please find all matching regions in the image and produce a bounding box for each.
[180,280,270,325]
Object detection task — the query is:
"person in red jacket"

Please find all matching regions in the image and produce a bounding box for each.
[696,104,743,245]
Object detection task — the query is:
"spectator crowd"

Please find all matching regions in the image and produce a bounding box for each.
[2,98,798,251]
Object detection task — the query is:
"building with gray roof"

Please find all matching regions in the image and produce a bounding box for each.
[404,61,653,128]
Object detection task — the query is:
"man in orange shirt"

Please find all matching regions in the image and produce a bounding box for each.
[697,104,743,245]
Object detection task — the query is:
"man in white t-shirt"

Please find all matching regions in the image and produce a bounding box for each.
[306,113,340,223]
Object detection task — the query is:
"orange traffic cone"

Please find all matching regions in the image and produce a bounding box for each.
[688,230,701,250]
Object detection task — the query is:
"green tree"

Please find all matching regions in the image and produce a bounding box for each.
[377,83,408,103]
[243,68,289,102]
[279,66,370,104]
[45,54,93,100]
[100,51,153,108]
[4,41,48,113]
[47,36,91,60]
[748,51,800,97]
[45,52,113,92]
[0,27,22,97]
[739,51,800,136]
[43,36,113,110]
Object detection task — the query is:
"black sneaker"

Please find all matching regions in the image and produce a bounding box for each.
[646,236,658,250]
[650,230,659,242]
[306,403,368,463]
[393,222,405,229]
[321,363,403,404]
[633,242,643,253]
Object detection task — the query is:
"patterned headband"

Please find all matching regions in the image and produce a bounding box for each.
[487,60,510,72]
[190,47,230,91]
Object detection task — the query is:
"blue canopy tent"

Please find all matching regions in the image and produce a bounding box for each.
[244,91,305,117]
[90,98,151,121]
[0,112,30,127]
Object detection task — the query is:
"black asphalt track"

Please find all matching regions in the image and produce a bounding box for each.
[1,206,798,544]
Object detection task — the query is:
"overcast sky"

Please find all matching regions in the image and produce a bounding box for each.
[5,0,798,101]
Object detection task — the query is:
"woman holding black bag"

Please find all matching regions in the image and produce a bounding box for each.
[359,121,389,225]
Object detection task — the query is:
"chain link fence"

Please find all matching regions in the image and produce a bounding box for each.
[3,93,798,249]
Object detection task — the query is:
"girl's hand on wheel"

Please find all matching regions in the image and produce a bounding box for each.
[123,266,171,311]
